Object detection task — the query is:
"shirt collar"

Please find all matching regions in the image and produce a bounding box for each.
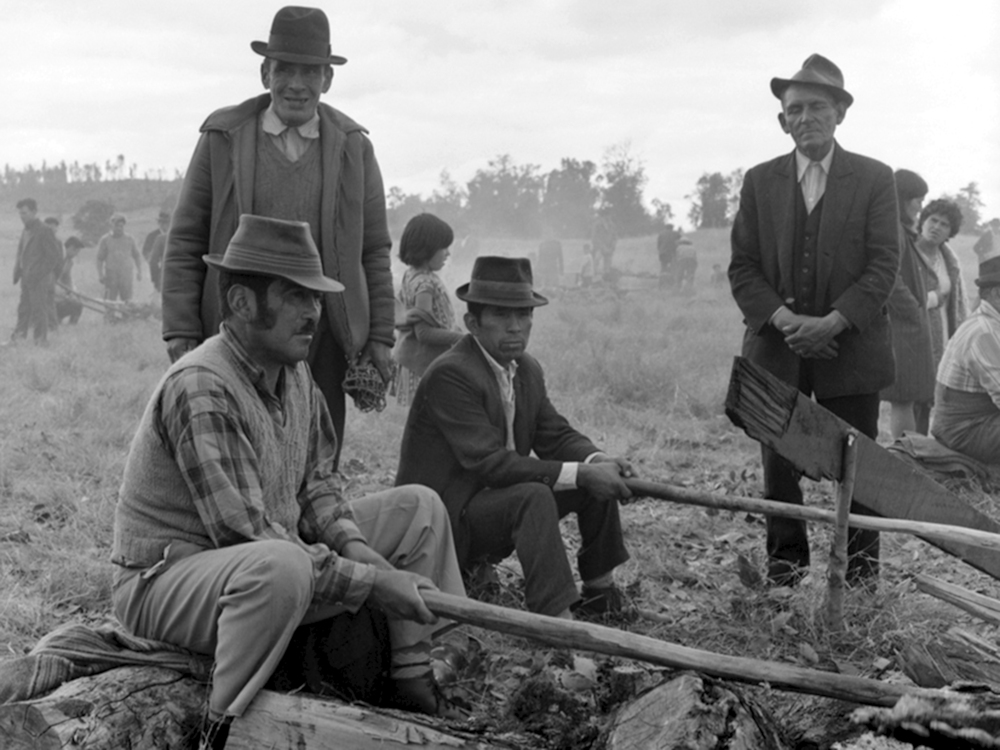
[472,336,518,382]
[795,143,835,182]
[980,298,1000,323]
[261,104,320,140]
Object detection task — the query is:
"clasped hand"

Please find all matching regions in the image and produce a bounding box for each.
[773,309,846,360]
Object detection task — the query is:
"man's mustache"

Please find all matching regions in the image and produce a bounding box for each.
[297,321,318,336]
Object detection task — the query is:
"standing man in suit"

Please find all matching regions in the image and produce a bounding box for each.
[161,7,393,466]
[396,256,633,620]
[729,54,899,586]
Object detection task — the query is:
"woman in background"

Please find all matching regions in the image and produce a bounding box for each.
[882,170,935,437]
[915,197,967,430]
[392,213,464,406]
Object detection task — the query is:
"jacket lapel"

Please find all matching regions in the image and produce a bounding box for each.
[774,152,797,297]
[816,144,857,296]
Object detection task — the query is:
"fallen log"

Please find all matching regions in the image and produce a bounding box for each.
[0,666,204,749]
[725,356,1000,581]
[422,591,938,707]
[914,574,1000,626]
[607,672,791,749]
[0,666,507,750]
[624,479,1000,553]
[853,685,1000,750]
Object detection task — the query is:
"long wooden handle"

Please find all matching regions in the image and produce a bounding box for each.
[625,478,1000,552]
[422,590,938,708]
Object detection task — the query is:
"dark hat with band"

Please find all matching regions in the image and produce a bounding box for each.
[770,53,853,108]
[204,214,344,294]
[976,256,1000,289]
[456,256,548,308]
[251,6,347,66]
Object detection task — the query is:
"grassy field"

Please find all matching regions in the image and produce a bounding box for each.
[0,212,996,748]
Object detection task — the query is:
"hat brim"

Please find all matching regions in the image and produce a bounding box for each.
[251,41,347,66]
[455,283,548,307]
[204,255,345,294]
[770,77,853,107]
[975,275,1000,289]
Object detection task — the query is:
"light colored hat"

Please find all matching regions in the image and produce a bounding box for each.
[204,214,344,294]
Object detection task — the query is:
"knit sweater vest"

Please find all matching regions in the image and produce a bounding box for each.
[111,333,316,568]
[791,189,825,316]
[253,122,323,250]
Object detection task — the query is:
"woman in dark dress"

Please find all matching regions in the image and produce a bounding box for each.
[881,170,935,437]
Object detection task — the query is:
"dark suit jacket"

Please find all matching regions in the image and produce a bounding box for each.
[395,334,598,564]
[729,143,900,398]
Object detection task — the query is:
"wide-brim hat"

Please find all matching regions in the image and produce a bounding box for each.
[456,256,548,308]
[251,6,347,66]
[770,53,853,108]
[976,256,1000,289]
[204,214,344,294]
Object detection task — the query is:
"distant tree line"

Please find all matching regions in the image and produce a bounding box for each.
[387,142,674,241]
[687,170,989,235]
[1,157,181,220]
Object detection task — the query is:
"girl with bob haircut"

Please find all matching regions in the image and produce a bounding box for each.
[392,213,463,405]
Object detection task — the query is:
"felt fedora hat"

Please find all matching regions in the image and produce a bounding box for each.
[975,256,1000,289]
[204,214,344,294]
[770,53,853,108]
[456,256,548,308]
[251,6,347,66]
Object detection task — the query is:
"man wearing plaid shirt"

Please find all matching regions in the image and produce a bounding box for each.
[112,215,465,749]
[932,255,1000,464]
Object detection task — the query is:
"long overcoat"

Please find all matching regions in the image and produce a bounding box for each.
[161,94,394,358]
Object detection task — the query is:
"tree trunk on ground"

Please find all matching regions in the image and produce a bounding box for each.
[853,685,1000,749]
[607,672,791,749]
[0,666,205,749]
[0,666,508,750]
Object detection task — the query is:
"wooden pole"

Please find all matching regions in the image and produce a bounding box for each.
[422,591,940,708]
[623,478,1000,553]
[826,431,857,631]
[914,574,1000,626]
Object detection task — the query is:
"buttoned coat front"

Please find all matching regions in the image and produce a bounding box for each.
[395,334,598,564]
[729,143,900,398]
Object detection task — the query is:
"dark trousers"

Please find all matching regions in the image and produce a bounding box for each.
[463,483,629,616]
[13,274,54,343]
[763,373,880,583]
[308,310,348,470]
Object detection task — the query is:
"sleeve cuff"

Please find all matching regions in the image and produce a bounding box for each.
[554,462,578,491]
[327,519,367,553]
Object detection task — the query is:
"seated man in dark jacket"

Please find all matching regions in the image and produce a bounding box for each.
[395,256,633,619]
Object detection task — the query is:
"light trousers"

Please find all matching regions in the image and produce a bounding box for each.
[112,486,465,718]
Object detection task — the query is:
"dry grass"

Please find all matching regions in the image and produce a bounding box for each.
[0,214,996,747]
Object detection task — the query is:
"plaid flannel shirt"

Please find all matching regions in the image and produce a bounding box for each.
[157,324,376,607]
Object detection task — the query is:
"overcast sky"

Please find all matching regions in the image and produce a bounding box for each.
[4,0,999,226]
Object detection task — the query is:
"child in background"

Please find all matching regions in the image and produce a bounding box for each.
[392,213,464,406]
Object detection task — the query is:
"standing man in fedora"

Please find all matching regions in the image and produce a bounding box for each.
[729,55,899,586]
[161,6,393,466]
[114,215,466,750]
[396,256,634,620]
